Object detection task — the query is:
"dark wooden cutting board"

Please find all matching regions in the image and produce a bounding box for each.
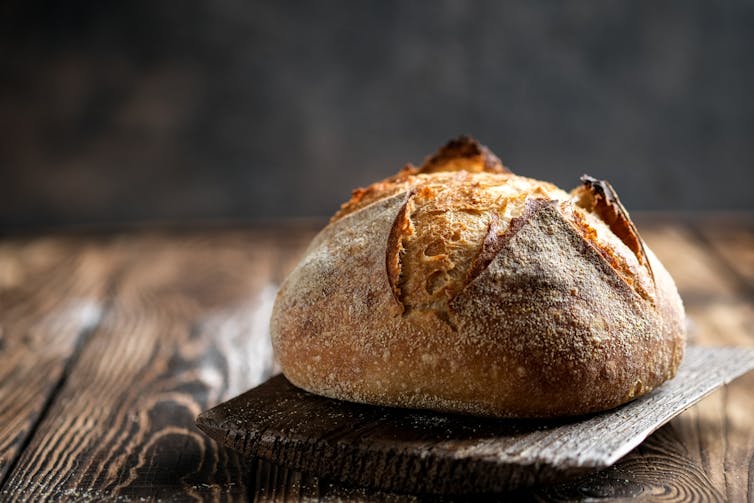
[196,347,754,495]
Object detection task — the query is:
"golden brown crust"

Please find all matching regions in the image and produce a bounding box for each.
[332,136,510,223]
[449,199,682,415]
[418,135,509,174]
[271,138,686,418]
[573,175,654,285]
[332,165,417,222]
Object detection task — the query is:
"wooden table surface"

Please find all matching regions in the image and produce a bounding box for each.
[0,215,752,502]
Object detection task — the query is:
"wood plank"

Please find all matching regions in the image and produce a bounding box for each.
[0,228,315,501]
[250,459,421,502]
[237,220,754,500]
[519,221,754,502]
[0,237,114,485]
[684,217,754,502]
[2,220,751,500]
[692,216,754,293]
[197,347,754,495]
[530,221,754,502]
[639,222,753,347]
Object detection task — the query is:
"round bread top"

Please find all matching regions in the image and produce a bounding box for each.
[334,136,655,322]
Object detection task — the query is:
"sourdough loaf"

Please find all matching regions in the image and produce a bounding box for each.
[271,137,686,417]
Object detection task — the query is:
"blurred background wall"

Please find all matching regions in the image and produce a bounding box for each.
[2,1,753,231]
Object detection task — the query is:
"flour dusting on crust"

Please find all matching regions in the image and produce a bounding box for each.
[271,137,686,418]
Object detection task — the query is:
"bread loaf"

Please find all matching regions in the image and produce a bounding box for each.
[271,137,686,418]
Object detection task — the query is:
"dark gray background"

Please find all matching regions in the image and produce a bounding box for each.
[2,1,753,230]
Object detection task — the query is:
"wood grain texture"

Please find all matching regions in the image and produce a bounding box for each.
[641,221,754,357]
[533,218,754,502]
[0,228,315,501]
[0,238,113,484]
[0,218,752,501]
[197,347,754,495]
[691,216,754,295]
[682,217,754,503]
[234,219,754,501]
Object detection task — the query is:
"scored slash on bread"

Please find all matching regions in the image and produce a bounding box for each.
[271,137,686,418]
[575,174,655,291]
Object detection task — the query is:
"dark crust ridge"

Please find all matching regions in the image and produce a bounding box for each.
[419,136,510,174]
[577,175,654,286]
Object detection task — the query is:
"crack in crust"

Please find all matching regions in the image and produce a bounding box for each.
[464,199,545,287]
[386,195,555,328]
[574,175,655,287]
[386,191,415,311]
